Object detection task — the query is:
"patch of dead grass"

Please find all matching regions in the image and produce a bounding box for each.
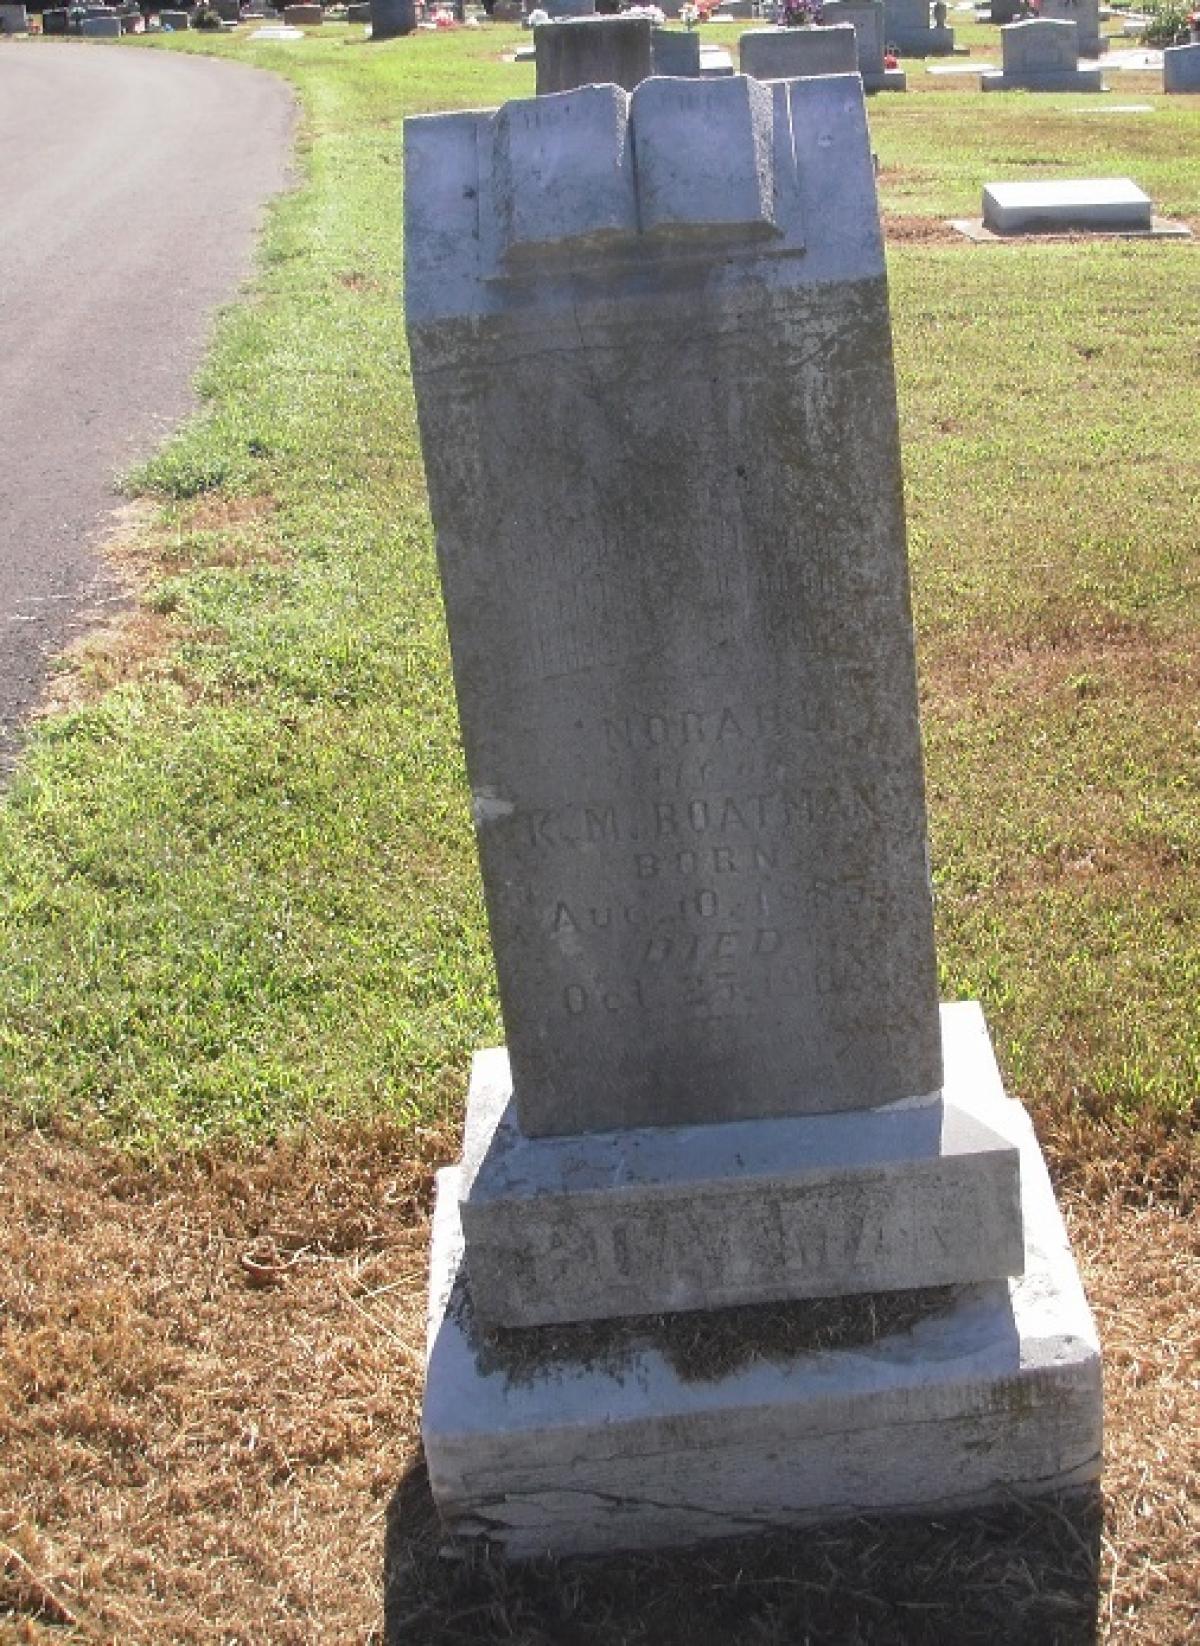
[884,213,967,245]
[1,1124,1197,1644]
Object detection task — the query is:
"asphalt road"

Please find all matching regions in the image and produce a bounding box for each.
[0,41,294,770]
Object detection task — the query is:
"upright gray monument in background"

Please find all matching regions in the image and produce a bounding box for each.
[406,73,1101,1557]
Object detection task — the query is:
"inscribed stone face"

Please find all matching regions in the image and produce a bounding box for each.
[1003,17,1079,73]
[405,77,942,1137]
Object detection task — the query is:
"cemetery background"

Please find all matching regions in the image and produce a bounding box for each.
[0,18,1198,1644]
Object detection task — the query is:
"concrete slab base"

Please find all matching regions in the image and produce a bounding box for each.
[422,1008,1102,1559]
[949,213,1189,241]
[459,1005,1024,1329]
[865,66,908,89]
[981,68,1106,88]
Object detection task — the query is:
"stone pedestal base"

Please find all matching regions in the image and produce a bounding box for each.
[981,67,1105,88]
[422,1007,1102,1559]
[865,66,908,88]
[460,1004,1024,1328]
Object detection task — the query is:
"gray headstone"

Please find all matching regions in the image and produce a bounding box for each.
[544,0,596,14]
[822,0,906,85]
[81,10,121,28]
[1038,0,1103,55]
[1164,40,1200,90]
[405,76,942,1139]
[651,24,701,76]
[535,16,654,93]
[0,3,28,32]
[981,17,1104,87]
[282,1,321,18]
[370,0,414,35]
[739,23,858,77]
[213,0,240,18]
[881,0,955,52]
[347,0,370,17]
[41,4,68,27]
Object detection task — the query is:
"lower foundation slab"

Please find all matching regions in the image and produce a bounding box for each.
[422,1036,1102,1558]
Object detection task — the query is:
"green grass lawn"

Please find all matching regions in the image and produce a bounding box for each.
[0,24,1197,1193]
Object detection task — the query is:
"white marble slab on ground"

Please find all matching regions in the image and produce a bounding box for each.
[983,176,1152,233]
[1073,101,1154,111]
[250,23,304,34]
[927,59,994,71]
[1104,46,1162,67]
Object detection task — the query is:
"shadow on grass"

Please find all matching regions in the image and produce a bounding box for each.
[384,1454,1101,1646]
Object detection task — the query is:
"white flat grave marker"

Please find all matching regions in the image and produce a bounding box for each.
[982,177,1151,234]
[250,23,305,34]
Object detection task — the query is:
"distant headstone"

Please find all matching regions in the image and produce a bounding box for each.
[651,24,701,75]
[81,10,121,28]
[981,17,1105,87]
[823,0,907,86]
[42,4,67,26]
[492,0,520,16]
[283,1,321,18]
[882,0,955,53]
[0,3,28,31]
[989,0,1021,18]
[535,16,653,93]
[1164,40,1200,89]
[370,0,415,35]
[739,23,858,76]
[982,176,1153,232]
[406,71,1101,1558]
[159,5,191,21]
[1039,0,1105,54]
[213,0,239,18]
[544,0,596,15]
[718,0,754,14]
[347,0,369,16]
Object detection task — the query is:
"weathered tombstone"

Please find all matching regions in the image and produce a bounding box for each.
[718,0,754,15]
[283,1,321,18]
[990,0,1022,20]
[983,176,1153,233]
[544,0,596,15]
[492,0,520,16]
[1039,0,1105,55]
[370,0,415,35]
[1164,39,1200,89]
[81,10,121,28]
[213,0,239,18]
[739,22,858,75]
[823,0,906,86]
[347,0,369,17]
[159,7,191,24]
[535,16,653,93]
[41,4,67,26]
[0,4,28,31]
[651,24,701,74]
[981,17,1104,88]
[404,72,1102,1556]
[881,0,955,53]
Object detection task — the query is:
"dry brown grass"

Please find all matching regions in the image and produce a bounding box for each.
[1,1124,1197,1646]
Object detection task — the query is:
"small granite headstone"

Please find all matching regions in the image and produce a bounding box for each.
[404,72,1100,1555]
[42,4,67,26]
[535,16,653,93]
[882,0,955,53]
[81,10,121,28]
[823,0,907,87]
[0,3,28,31]
[159,6,190,23]
[981,17,1105,87]
[1039,0,1105,55]
[651,25,701,75]
[739,23,858,76]
[370,0,415,35]
[347,1,369,17]
[1164,39,1200,89]
[544,0,596,15]
[282,2,321,19]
